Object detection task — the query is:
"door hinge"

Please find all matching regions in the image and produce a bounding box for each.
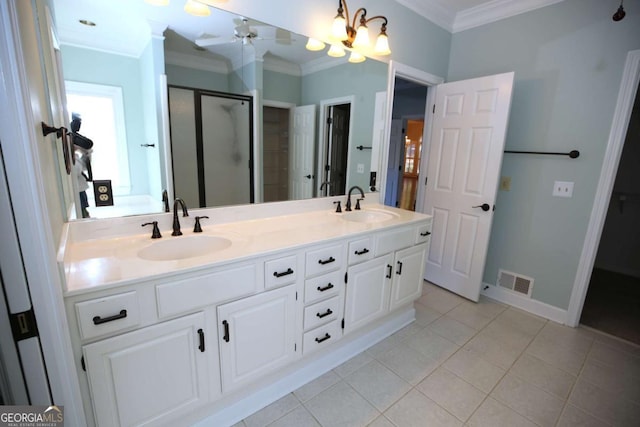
[81,356,86,372]
[344,272,348,284]
[9,308,38,342]
[341,318,345,329]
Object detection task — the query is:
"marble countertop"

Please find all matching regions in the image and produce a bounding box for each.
[61,203,430,296]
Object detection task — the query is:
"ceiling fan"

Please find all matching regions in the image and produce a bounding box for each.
[195,18,260,47]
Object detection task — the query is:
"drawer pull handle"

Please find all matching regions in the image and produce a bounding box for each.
[316,308,333,319]
[396,261,403,275]
[354,248,370,255]
[197,329,205,352]
[315,333,331,343]
[222,320,230,342]
[317,283,334,292]
[420,231,431,237]
[273,268,294,278]
[318,256,335,265]
[386,265,392,279]
[92,309,127,325]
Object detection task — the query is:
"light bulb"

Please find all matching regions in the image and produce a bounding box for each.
[374,32,391,55]
[145,0,169,5]
[348,51,366,63]
[184,0,210,17]
[327,44,346,57]
[305,38,326,51]
[331,14,348,41]
[352,24,370,48]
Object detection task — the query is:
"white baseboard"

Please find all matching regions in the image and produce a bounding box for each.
[481,283,568,325]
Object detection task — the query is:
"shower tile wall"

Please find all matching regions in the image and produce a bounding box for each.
[263,107,290,202]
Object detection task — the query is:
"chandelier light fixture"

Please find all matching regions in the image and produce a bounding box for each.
[308,0,391,63]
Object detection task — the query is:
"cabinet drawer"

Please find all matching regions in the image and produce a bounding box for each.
[76,291,140,340]
[374,226,415,256]
[348,237,374,265]
[303,320,341,356]
[305,244,343,277]
[156,263,258,318]
[303,295,341,331]
[304,270,342,304]
[265,255,298,289]
[415,222,432,245]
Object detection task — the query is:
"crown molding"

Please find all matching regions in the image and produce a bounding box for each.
[395,0,455,32]
[453,0,565,32]
[263,56,301,77]
[164,50,229,74]
[394,0,565,33]
[300,54,348,76]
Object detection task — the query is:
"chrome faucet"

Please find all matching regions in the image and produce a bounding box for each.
[172,198,189,236]
[345,186,365,211]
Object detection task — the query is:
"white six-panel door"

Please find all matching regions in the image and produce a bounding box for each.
[290,105,316,200]
[423,72,514,301]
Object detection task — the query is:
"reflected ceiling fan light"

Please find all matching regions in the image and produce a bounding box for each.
[184,0,210,17]
[305,38,326,51]
[327,44,346,57]
[374,27,391,55]
[348,50,366,63]
[145,0,170,5]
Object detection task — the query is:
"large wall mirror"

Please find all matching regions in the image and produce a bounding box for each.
[51,0,389,220]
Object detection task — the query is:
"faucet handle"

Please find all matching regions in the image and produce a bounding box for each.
[333,201,342,213]
[142,221,162,239]
[355,198,364,210]
[193,216,209,233]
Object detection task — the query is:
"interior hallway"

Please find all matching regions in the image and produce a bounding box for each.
[235,282,640,426]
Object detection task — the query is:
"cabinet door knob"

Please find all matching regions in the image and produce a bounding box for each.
[273,268,294,278]
[318,256,335,265]
[420,231,431,237]
[396,261,403,275]
[354,248,370,255]
[317,283,334,292]
[386,265,392,279]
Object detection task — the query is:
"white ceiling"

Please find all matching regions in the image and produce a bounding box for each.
[51,0,566,67]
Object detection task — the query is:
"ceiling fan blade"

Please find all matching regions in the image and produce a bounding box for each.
[195,36,238,47]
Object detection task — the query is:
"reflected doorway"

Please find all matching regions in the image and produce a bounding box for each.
[263,105,291,202]
[384,77,429,210]
[318,98,353,197]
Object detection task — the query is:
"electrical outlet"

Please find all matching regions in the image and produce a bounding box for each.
[552,181,574,198]
[357,163,364,174]
[500,176,511,191]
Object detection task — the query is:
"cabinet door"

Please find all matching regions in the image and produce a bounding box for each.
[390,244,427,311]
[344,254,393,334]
[218,285,298,392]
[83,312,212,427]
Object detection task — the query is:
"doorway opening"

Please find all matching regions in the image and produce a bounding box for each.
[384,77,428,210]
[580,85,640,345]
[318,98,353,197]
[263,105,291,202]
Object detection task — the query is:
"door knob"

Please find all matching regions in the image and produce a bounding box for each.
[304,174,313,179]
[472,203,491,212]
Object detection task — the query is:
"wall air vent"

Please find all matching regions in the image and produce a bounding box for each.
[497,269,533,297]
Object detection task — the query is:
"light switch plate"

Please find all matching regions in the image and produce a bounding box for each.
[357,163,364,173]
[553,181,574,198]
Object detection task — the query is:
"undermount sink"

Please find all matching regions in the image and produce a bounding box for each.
[340,209,398,224]
[137,235,232,261]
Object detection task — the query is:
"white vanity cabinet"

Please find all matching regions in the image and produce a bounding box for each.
[82,312,213,427]
[217,284,299,392]
[389,244,428,311]
[343,254,394,334]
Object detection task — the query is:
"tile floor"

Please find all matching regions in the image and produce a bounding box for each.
[234,282,640,427]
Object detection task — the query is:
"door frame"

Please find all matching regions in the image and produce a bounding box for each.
[318,96,355,195]
[567,49,640,327]
[379,61,443,208]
